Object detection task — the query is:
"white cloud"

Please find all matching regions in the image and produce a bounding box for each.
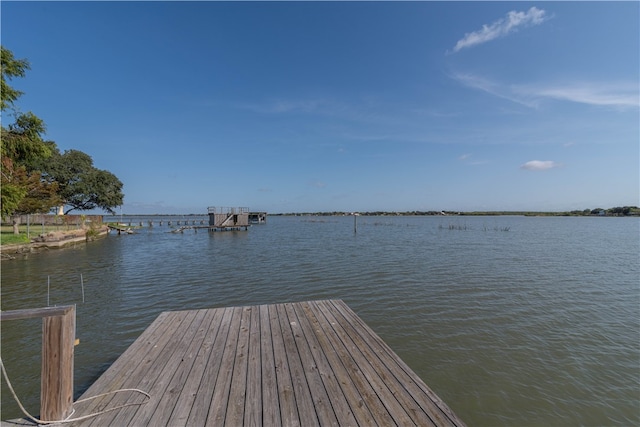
[241,99,325,114]
[452,7,548,53]
[520,160,561,171]
[239,97,398,126]
[452,73,640,109]
[514,83,640,108]
[451,72,538,107]
[459,153,489,165]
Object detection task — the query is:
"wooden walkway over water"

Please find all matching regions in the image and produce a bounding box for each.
[7,300,465,426]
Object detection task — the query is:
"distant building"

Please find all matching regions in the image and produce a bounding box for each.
[208,207,249,227]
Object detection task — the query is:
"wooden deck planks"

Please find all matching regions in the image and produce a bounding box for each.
[286,302,339,426]
[111,309,206,425]
[320,300,437,426]
[288,302,345,427]
[297,301,375,426]
[185,306,234,426]
[77,310,187,424]
[206,306,243,425]
[62,299,464,427]
[332,301,463,426]
[259,305,280,426]
[245,306,262,427]
[165,307,225,425]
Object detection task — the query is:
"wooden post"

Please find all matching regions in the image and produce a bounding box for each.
[0,305,76,422]
[41,305,75,421]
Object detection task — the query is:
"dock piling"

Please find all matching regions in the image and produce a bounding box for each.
[1,305,76,422]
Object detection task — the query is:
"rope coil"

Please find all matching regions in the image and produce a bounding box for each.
[1,356,150,425]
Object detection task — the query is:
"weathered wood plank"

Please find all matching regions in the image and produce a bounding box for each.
[330,300,464,426]
[205,306,243,425]
[108,310,204,425]
[304,300,390,426]
[165,307,224,426]
[244,305,262,427]
[318,301,416,422]
[1,305,74,321]
[269,303,300,426]
[81,310,198,425]
[185,307,234,426]
[259,304,281,426]
[323,300,437,426]
[276,303,319,426]
[225,306,252,425]
[294,301,363,426]
[284,302,339,426]
[134,308,211,425]
[75,311,177,424]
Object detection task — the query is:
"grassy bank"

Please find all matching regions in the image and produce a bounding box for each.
[0,224,83,246]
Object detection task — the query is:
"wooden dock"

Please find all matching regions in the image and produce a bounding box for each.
[6,300,465,426]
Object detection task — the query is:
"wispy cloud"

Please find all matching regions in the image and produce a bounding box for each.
[514,83,640,108]
[459,153,489,165]
[451,72,538,107]
[452,73,640,109]
[239,97,400,126]
[240,99,326,114]
[520,160,561,171]
[451,7,549,53]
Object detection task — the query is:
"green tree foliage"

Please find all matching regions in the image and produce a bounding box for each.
[1,156,60,217]
[42,149,124,214]
[1,46,30,111]
[608,206,637,216]
[0,157,28,218]
[1,46,124,220]
[1,47,57,219]
[1,112,52,166]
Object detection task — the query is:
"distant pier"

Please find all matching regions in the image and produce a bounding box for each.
[106,208,267,233]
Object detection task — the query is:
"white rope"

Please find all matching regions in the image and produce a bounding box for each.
[1,356,150,425]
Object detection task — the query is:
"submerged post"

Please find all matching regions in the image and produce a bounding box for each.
[1,305,76,422]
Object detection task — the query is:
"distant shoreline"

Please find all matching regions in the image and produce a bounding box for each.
[109,208,639,218]
[269,208,639,217]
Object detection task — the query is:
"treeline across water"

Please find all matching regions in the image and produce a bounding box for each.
[273,206,639,217]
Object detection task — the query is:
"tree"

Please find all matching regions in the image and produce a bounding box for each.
[42,149,124,214]
[1,46,125,220]
[1,47,56,221]
[0,157,27,219]
[1,112,52,166]
[1,46,30,111]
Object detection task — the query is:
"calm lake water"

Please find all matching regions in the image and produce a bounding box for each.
[1,215,639,425]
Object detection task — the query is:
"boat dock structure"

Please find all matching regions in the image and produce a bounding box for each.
[104,207,267,231]
[2,300,465,426]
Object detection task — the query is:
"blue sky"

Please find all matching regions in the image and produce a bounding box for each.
[2,1,638,214]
